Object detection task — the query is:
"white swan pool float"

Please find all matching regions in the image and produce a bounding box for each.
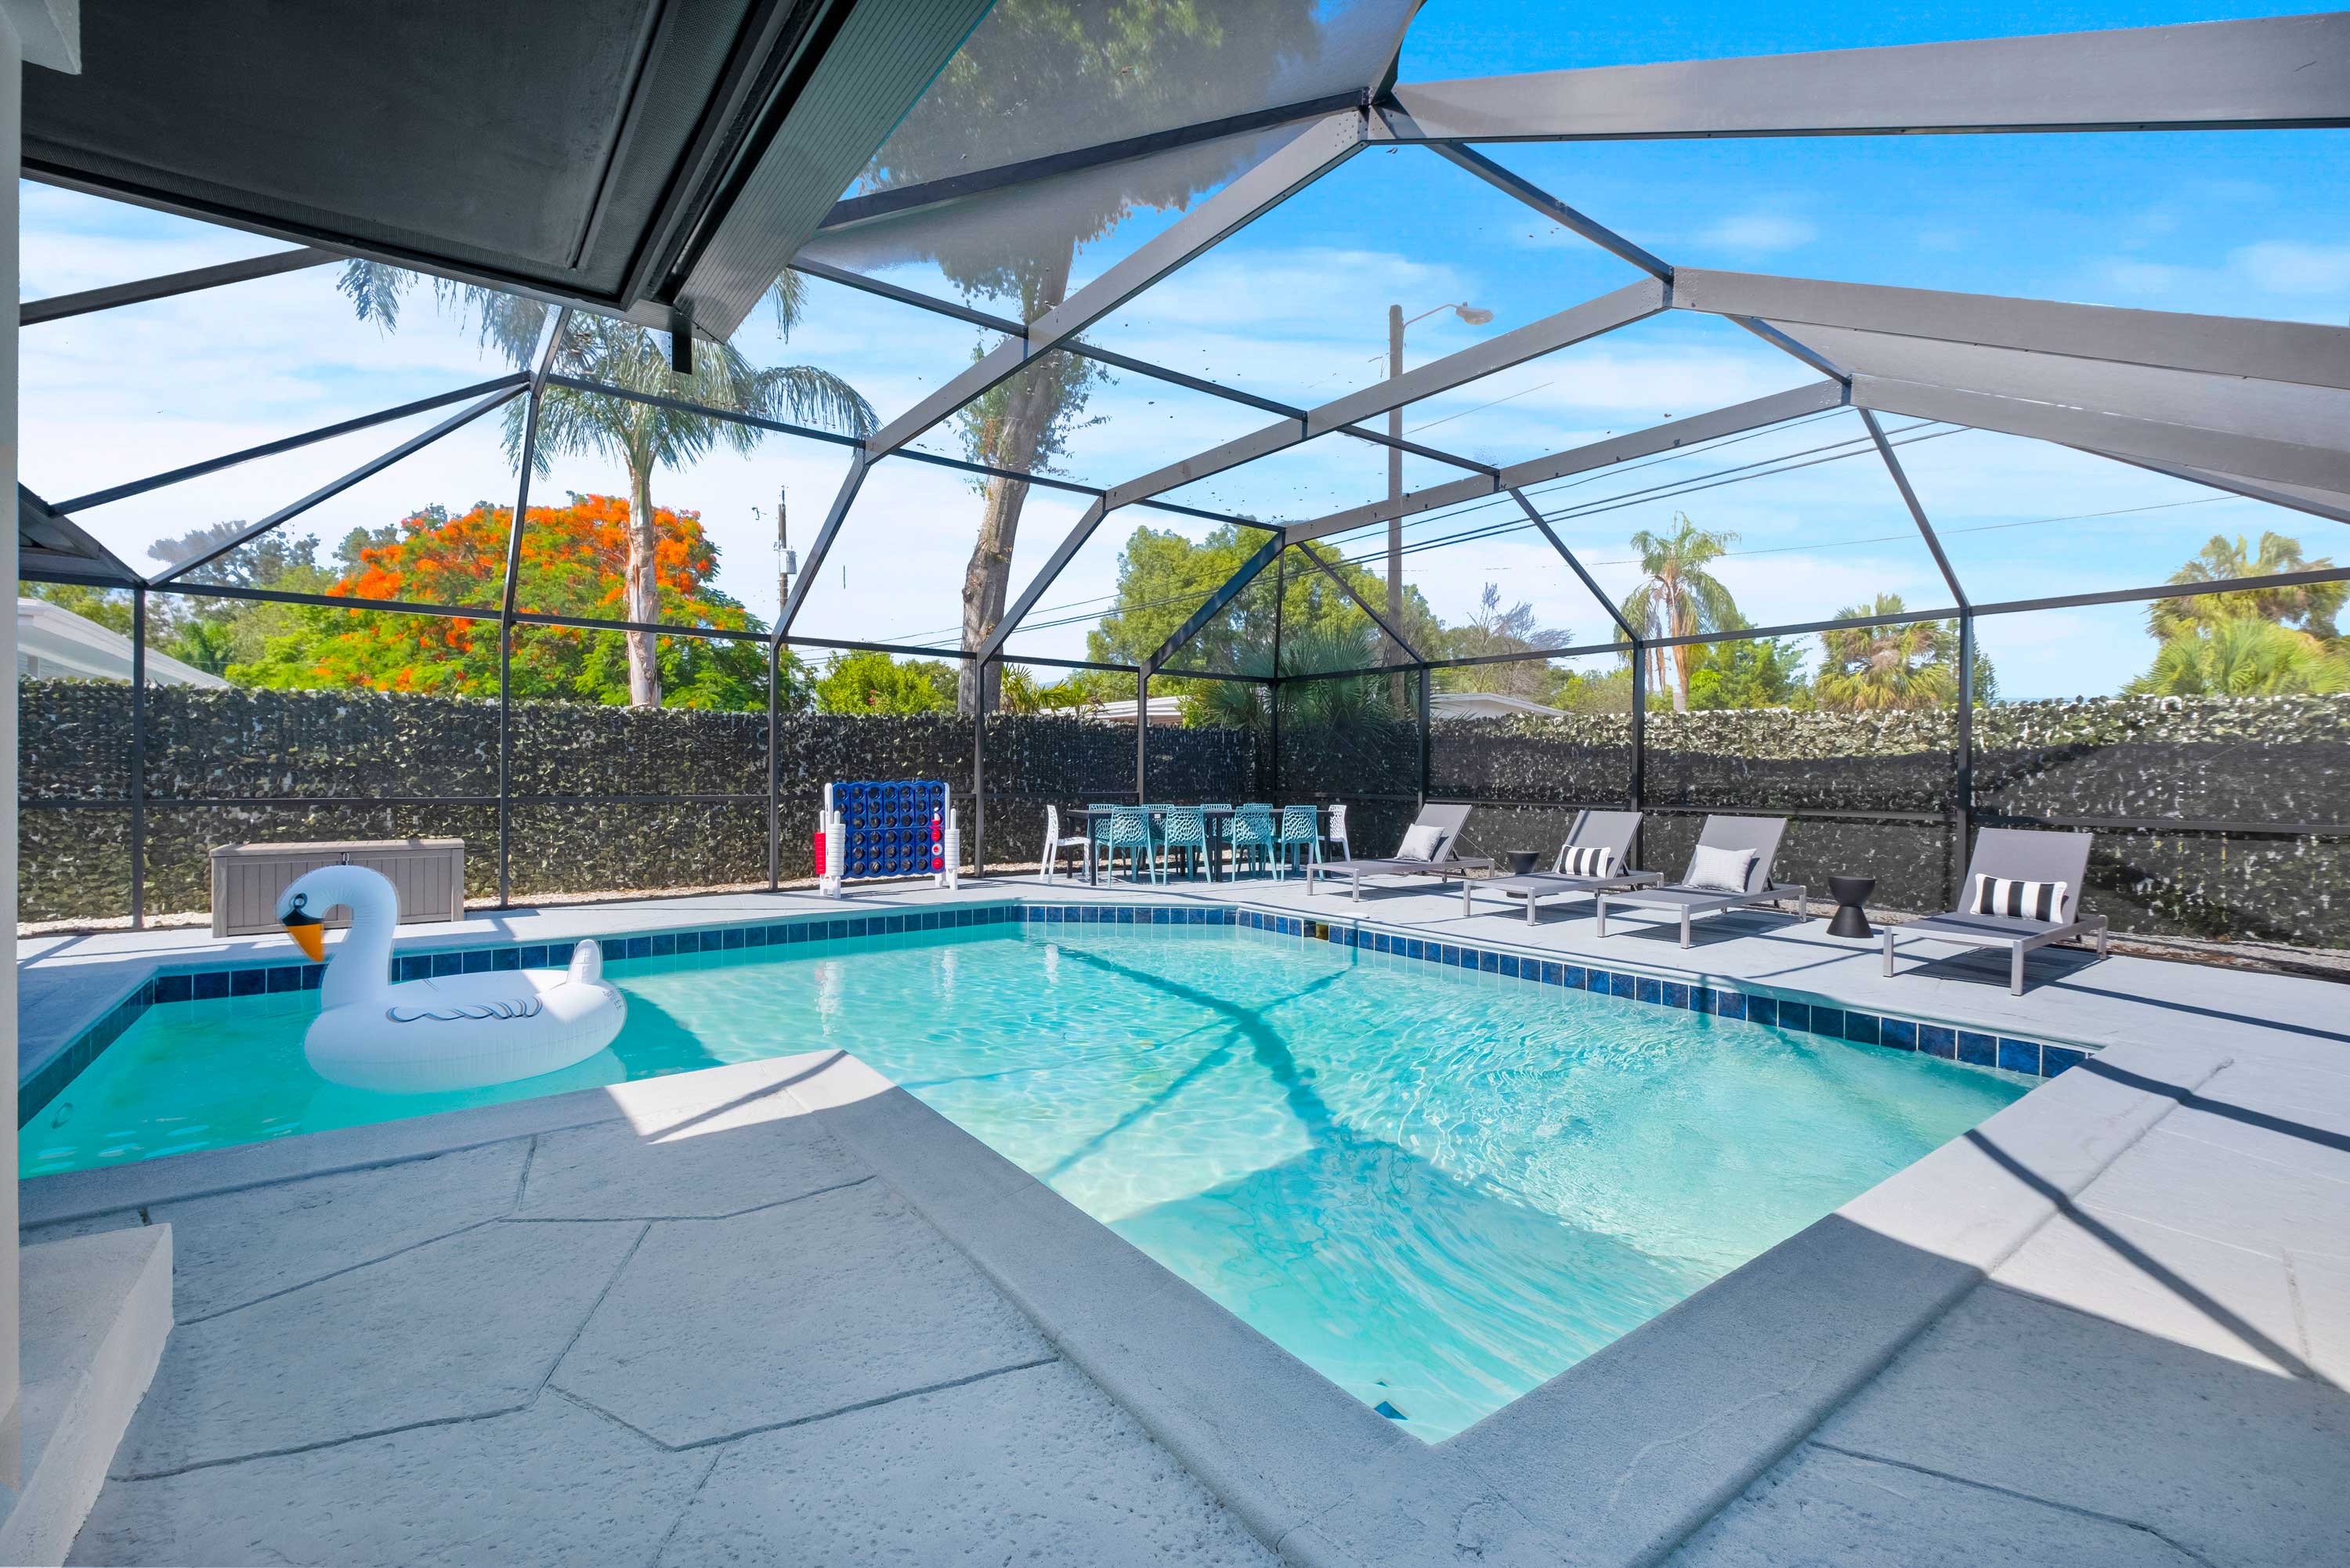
[277,865,626,1093]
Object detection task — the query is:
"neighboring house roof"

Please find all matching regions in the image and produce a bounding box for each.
[1430,691,1565,718]
[17,598,230,688]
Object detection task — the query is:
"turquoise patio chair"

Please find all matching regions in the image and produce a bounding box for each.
[1278,804,1321,878]
[1158,805,1211,882]
[1227,805,1278,880]
[1086,804,1119,873]
[1104,805,1156,883]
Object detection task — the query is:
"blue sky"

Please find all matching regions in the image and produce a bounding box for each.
[19,1,2347,697]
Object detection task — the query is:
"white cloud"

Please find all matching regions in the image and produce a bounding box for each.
[1698,213,1816,255]
[2232,240,2350,298]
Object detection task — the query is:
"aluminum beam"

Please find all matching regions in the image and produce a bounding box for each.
[20,246,338,325]
[1784,323,2350,457]
[56,374,530,515]
[974,498,1108,664]
[1506,489,1640,641]
[1145,531,1285,671]
[1292,540,1422,662]
[792,256,1495,475]
[1859,409,1968,607]
[1414,145,1851,387]
[1674,270,2350,391]
[1285,380,1849,544]
[2099,457,2350,529]
[866,111,1365,458]
[1382,13,2350,140]
[153,381,526,584]
[1852,375,2350,497]
[1421,143,1672,281]
[17,486,139,583]
[816,94,1361,231]
[776,452,869,637]
[1106,276,1668,511]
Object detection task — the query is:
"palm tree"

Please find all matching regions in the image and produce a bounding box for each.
[1618,515,1740,713]
[1814,593,1964,711]
[518,308,870,706]
[2125,616,2334,696]
[341,266,873,706]
[2149,533,2344,641]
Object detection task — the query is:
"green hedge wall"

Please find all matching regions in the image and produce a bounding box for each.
[16,683,1257,923]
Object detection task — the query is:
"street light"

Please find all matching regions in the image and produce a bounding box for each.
[1383,301,1491,686]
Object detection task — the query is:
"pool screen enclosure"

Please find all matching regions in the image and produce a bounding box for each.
[15,5,2350,941]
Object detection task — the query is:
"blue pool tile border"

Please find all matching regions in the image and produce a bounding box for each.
[19,901,1037,1128]
[23,893,2084,1130]
[1220,907,2086,1089]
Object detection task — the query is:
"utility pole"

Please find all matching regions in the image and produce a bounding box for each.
[1379,300,1489,710]
[773,487,795,616]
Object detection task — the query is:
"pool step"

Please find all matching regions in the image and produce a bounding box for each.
[0,1224,173,1566]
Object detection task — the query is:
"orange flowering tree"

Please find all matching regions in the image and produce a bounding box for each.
[231,494,806,710]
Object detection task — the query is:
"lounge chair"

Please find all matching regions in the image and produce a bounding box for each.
[1594,815,1807,947]
[1883,828,2110,995]
[1308,803,1493,899]
[1462,810,1657,924]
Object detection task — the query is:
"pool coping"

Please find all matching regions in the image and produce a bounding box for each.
[16,1010,2226,1568]
[17,891,2089,1132]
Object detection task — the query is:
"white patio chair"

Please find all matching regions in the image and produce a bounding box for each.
[1037,804,1090,883]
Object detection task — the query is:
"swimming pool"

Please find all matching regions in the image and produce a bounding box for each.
[27,912,2030,1439]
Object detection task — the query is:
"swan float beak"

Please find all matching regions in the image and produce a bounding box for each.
[282,912,326,963]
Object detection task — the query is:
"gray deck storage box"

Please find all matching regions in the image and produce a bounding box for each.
[209,839,465,938]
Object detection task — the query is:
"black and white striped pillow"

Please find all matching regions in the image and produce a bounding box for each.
[1971,876,2067,920]
[1560,845,1616,877]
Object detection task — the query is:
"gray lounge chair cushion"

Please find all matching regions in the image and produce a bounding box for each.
[1329,855,1478,876]
[1901,910,2067,945]
[1610,885,1788,913]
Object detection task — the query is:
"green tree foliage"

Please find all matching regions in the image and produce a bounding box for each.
[1684,631,1809,710]
[2147,533,2343,641]
[1084,526,1438,681]
[2128,532,2348,695]
[2127,616,2350,696]
[813,651,960,715]
[1812,593,1994,711]
[220,497,801,710]
[339,265,871,708]
[1435,583,1570,698]
[1546,661,1636,714]
[1619,514,1741,713]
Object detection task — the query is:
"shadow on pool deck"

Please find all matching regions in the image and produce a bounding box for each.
[22,1034,2350,1566]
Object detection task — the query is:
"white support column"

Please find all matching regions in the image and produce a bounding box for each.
[2,0,80,1490]
[0,11,23,1489]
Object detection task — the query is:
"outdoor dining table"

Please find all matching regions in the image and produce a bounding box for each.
[1079,804,1321,885]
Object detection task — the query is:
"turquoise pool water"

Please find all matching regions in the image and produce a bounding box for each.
[27,922,2027,1439]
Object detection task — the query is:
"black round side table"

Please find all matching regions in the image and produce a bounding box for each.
[1827,875,1876,938]
[1504,849,1541,876]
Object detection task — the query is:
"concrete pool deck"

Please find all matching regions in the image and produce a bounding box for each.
[17,874,2350,1565]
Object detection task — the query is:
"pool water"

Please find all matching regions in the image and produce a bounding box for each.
[28,922,2027,1440]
